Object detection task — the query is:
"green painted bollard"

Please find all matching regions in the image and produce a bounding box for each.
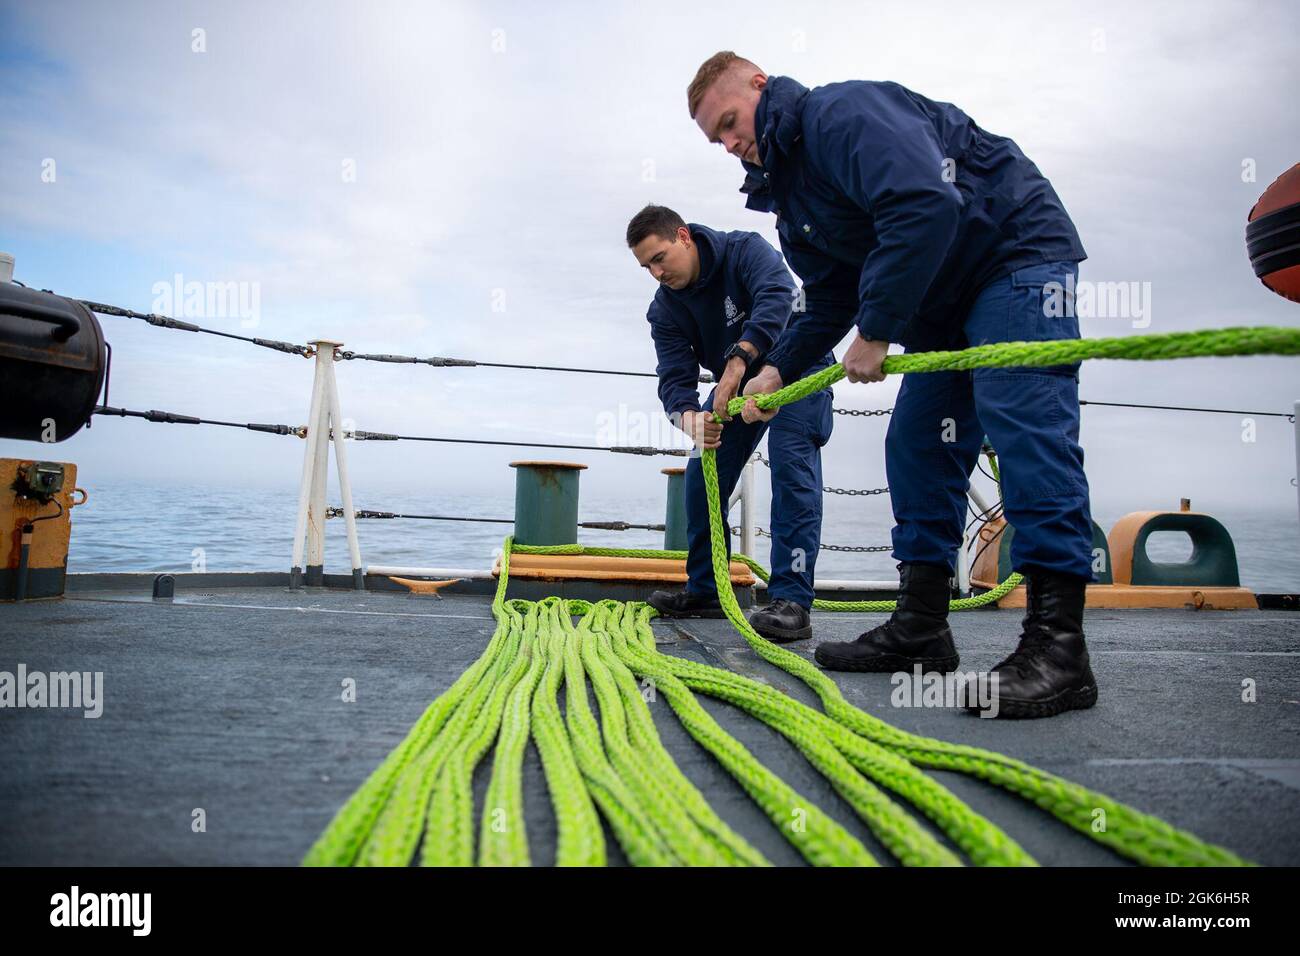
[509,460,587,546]
[661,466,687,551]
[1113,502,1242,587]
[993,520,1114,584]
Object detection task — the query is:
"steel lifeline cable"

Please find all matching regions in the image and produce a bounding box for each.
[304,326,1300,867]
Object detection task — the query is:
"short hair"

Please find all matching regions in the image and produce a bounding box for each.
[687,51,762,118]
[626,204,687,248]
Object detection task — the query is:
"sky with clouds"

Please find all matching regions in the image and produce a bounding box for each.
[2,0,1298,526]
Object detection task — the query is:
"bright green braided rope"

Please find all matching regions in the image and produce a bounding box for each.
[477,603,548,866]
[728,326,1300,417]
[304,327,1289,866]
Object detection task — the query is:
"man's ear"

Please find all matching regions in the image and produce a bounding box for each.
[677,226,692,246]
[752,73,767,91]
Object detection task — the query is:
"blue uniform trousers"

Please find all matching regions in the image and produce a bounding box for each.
[885,261,1095,580]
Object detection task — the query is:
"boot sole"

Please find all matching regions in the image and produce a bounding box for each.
[814,650,960,674]
[751,622,813,643]
[971,683,1098,719]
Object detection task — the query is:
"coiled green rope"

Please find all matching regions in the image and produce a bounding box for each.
[305,327,1296,866]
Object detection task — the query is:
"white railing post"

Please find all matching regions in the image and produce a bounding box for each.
[727,466,744,509]
[290,342,331,589]
[739,456,756,558]
[326,353,365,589]
[290,340,365,590]
[305,387,330,585]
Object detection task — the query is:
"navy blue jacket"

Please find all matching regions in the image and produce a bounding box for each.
[646,224,832,416]
[744,76,1088,384]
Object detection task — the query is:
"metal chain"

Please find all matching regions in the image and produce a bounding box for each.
[752,526,891,552]
[824,486,890,497]
[833,407,892,417]
[753,452,888,497]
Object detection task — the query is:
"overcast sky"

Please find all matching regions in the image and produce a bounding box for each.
[2,0,1298,524]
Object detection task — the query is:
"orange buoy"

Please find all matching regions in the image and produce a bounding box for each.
[1246,163,1300,303]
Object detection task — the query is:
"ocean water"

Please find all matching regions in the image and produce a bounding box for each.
[63,480,1300,593]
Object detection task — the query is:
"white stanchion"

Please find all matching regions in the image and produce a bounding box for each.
[289,343,331,589]
[290,340,365,590]
[739,456,755,560]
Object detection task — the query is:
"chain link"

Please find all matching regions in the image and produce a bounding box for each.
[833,406,892,417]
[752,526,891,552]
[753,452,888,497]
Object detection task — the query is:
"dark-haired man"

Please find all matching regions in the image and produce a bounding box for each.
[627,203,833,642]
[685,52,1098,718]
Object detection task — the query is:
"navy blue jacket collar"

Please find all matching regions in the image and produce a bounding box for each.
[740,75,809,210]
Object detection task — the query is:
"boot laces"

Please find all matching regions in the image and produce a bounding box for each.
[855,618,896,645]
[998,631,1057,678]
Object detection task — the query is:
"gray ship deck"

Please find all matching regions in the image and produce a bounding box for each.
[2,580,1298,866]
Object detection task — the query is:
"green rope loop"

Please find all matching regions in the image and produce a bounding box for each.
[306,327,1288,866]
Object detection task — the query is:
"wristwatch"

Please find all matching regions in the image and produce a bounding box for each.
[723,342,759,374]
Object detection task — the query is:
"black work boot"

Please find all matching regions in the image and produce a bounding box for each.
[970,569,1098,719]
[748,598,812,643]
[647,588,725,619]
[814,563,959,673]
